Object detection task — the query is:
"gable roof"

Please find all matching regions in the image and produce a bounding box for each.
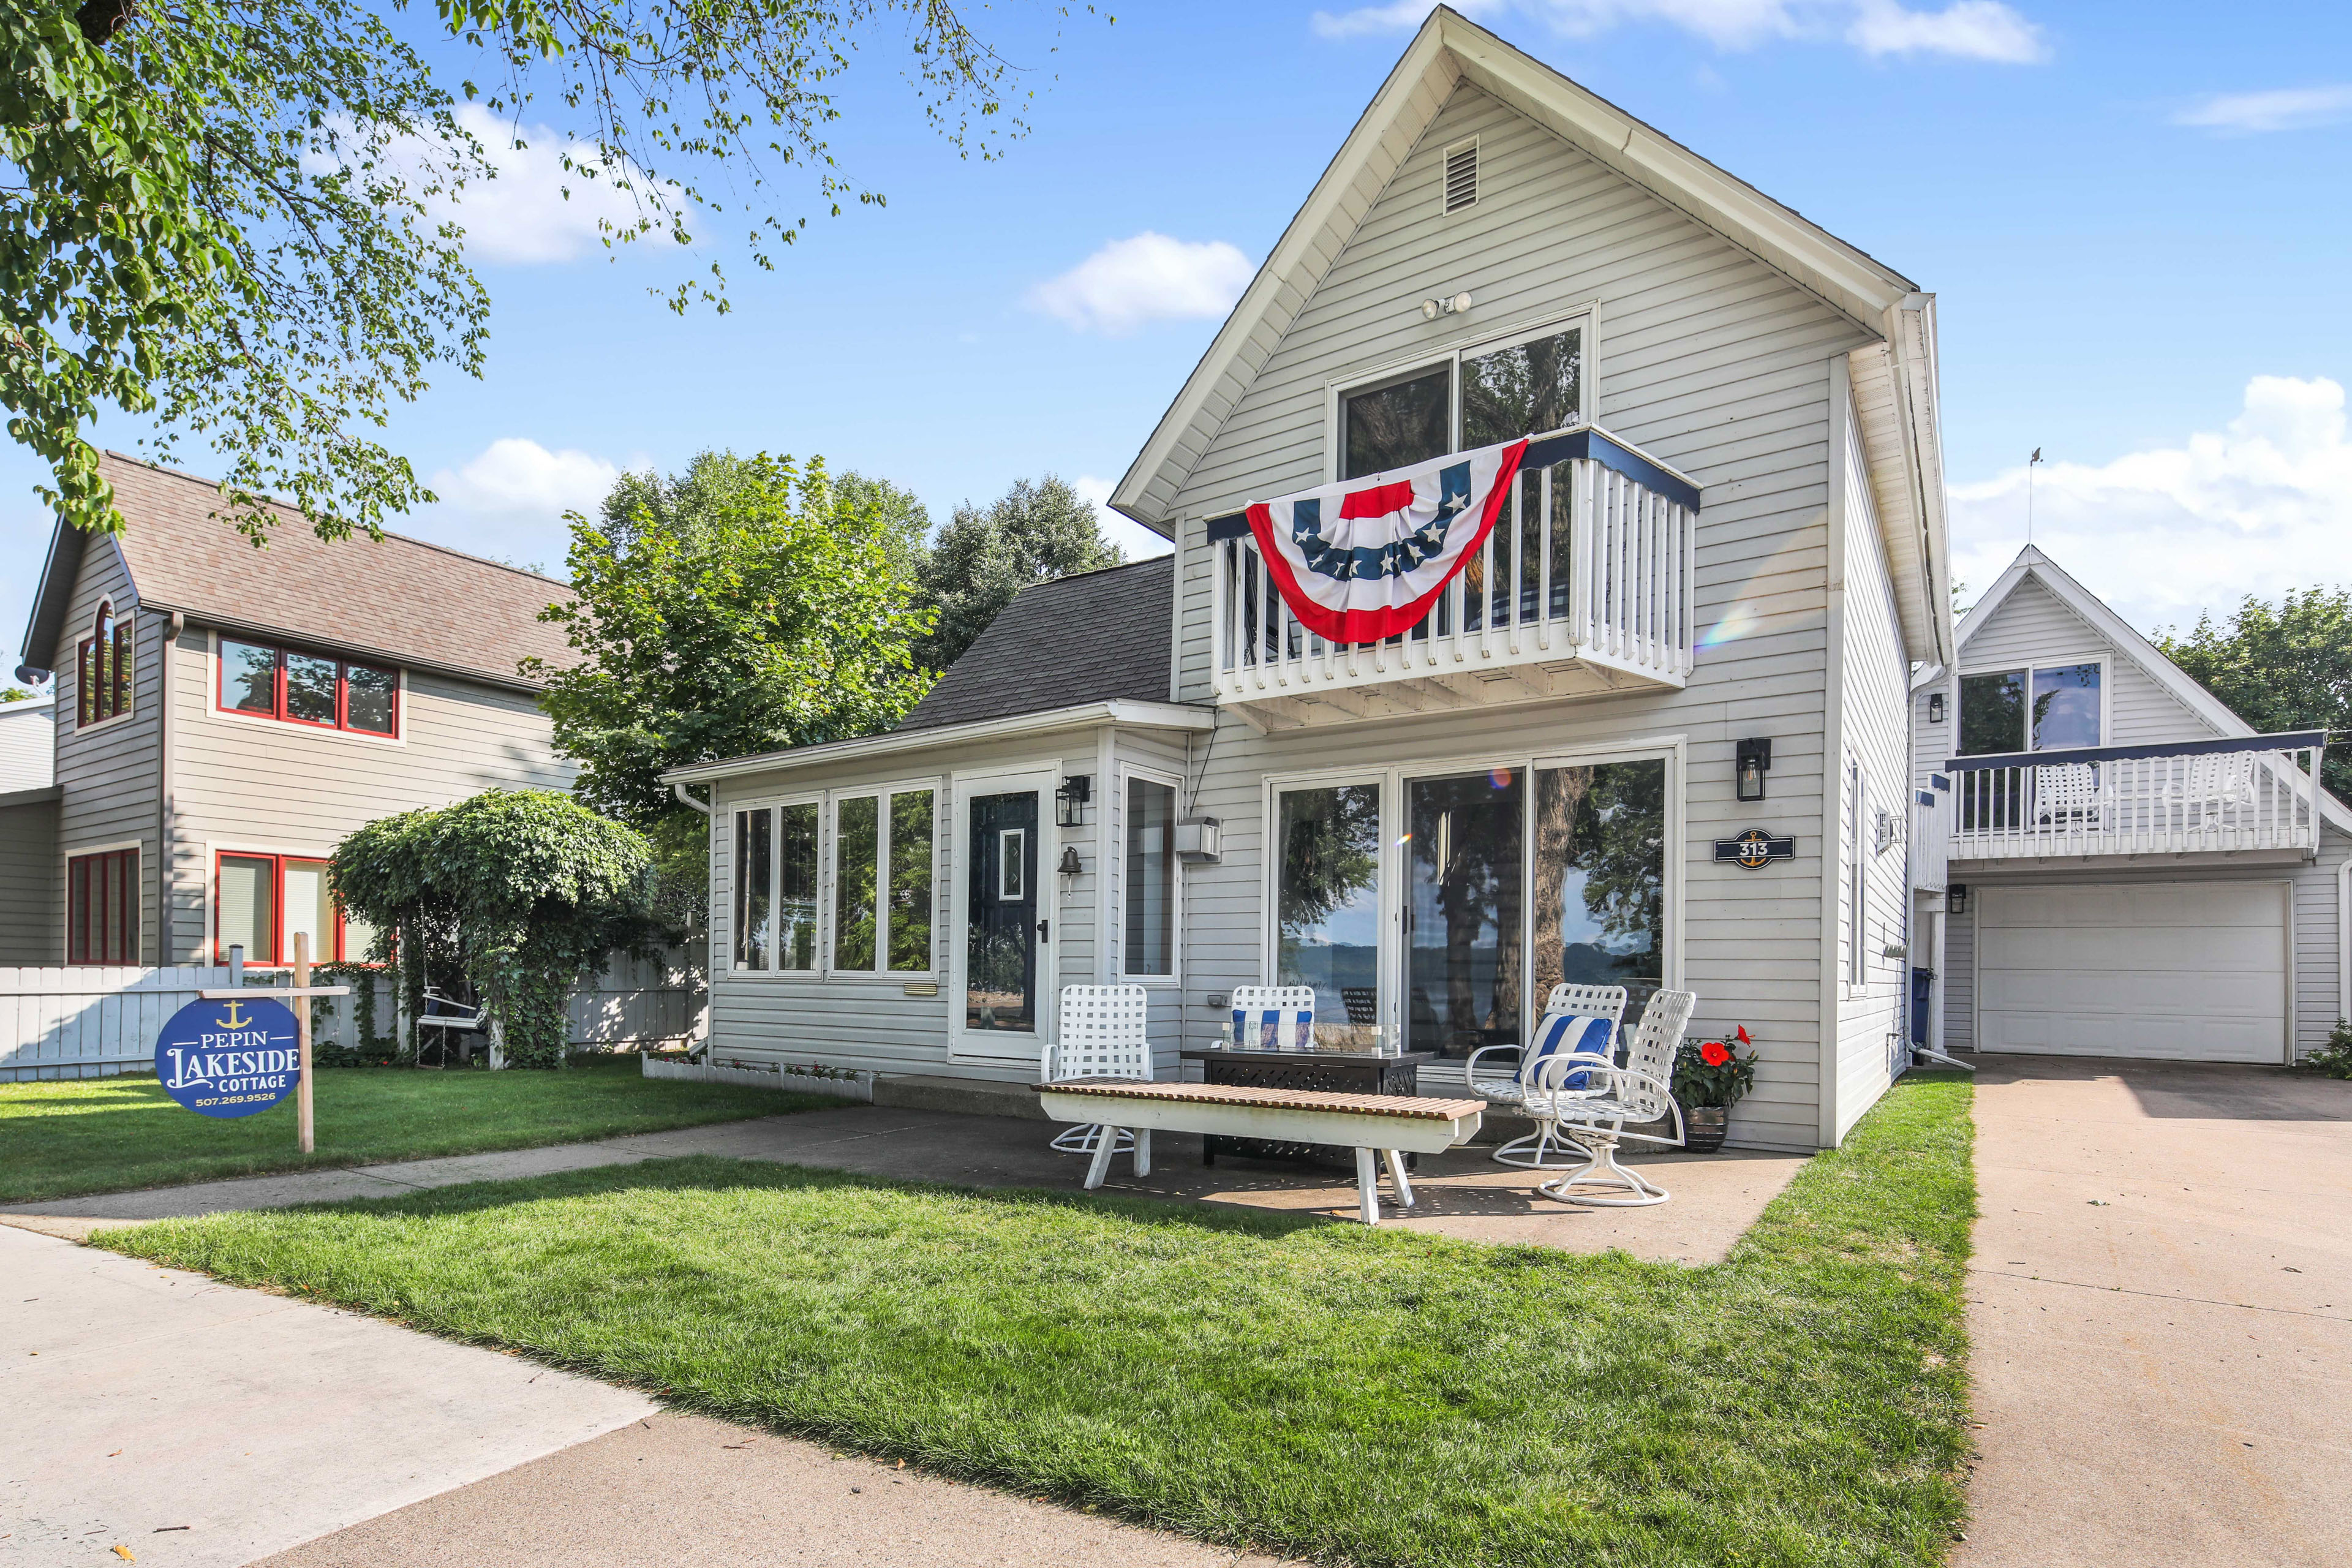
[898,557,1174,732]
[18,453,575,692]
[1942,545,2352,831]
[1105,5,1948,664]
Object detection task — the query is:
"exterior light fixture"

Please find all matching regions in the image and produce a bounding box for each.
[1055,774,1090,828]
[1418,292,1474,320]
[1056,845,1082,879]
[1735,737,1771,803]
[1928,691,1947,724]
[1947,883,1969,916]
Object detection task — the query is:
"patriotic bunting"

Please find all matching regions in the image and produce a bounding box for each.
[1244,436,1528,643]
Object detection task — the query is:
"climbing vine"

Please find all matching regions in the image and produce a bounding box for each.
[330,790,666,1069]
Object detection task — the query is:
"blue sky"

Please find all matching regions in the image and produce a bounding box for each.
[11,0,2352,674]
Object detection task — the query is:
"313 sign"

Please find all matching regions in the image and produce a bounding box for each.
[1713,829,1795,870]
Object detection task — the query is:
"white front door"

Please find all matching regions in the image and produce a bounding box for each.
[1975,881,2289,1063]
[948,768,1058,1063]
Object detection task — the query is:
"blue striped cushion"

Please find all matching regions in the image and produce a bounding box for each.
[1234,1006,1312,1050]
[1527,1013,1614,1090]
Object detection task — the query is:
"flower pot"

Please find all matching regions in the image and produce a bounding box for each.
[1683,1105,1729,1153]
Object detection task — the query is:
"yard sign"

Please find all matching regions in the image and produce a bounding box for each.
[154,995,301,1118]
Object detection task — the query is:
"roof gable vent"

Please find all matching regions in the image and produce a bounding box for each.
[1443,138,1479,214]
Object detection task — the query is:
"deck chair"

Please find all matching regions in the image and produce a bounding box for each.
[1464,984,1627,1169]
[1229,985,1315,1051]
[2162,752,2256,829]
[1041,984,1154,1170]
[1527,987,1698,1207]
[2034,763,2109,829]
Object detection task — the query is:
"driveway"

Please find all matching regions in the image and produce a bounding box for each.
[1957,1055,2352,1567]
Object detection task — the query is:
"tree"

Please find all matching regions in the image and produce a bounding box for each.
[531,451,933,898]
[914,474,1121,669]
[2157,589,2352,801]
[331,790,663,1068]
[6,0,1065,544]
[1,687,38,703]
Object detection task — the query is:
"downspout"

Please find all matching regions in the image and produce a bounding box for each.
[2337,855,2350,1058]
[156,611,182,966]
[672,781,711,814]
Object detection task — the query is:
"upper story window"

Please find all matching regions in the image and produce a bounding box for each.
[78,601,132,728]
[1958,662,2101,756]
[1336,314,1589,480]
[219,638,399,737]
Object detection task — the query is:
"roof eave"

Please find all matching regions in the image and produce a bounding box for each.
[662,700,1218,786]
[18,520,90,674]
[145,601,553,695]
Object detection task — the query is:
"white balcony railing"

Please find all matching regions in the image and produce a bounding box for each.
[1943,732,2325,862]
[1204,426,1698,718]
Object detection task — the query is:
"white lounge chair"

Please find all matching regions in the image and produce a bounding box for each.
[1528,987,1699,1207]
[1041,984,1154,1166]
[1229,984,1316,1050]
[1464,983,1627,1169]
[2034,762,2109,829]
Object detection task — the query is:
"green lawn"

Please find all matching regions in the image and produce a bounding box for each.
[0,1055,832,1204]
[101,1075,1975,1566]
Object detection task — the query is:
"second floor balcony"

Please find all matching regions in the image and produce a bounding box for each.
[1936,731,2327,869]
[1202,426,1698,728]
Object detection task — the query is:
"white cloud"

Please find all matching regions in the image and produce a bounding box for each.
[1950,376,2352,632]
[431,437,622,520]
[1028,233,1256,336]
[2174,85,2352,135]
[1310,0,2048,62]
[1074,475,1174,560]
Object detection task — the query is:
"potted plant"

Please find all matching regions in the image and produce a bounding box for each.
[1672,1027,1757,1153]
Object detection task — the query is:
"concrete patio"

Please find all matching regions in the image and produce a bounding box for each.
[1,1099,1810,1265]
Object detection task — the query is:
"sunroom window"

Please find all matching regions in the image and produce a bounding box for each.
[731,790,933,976]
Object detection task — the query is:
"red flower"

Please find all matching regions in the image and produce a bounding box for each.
[1700,1039,1732,1066]
[1734,1025,1752,1046]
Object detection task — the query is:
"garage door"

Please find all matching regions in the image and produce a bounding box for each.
[1976,882,2288,1062]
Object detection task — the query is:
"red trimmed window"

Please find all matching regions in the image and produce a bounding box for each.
[77,601,132,727]
[67,848,139,965]
[218,639,398,736]
[214,851,378,964]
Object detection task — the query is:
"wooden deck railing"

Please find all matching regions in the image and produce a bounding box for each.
[1204,426,1698,708]
[1942,731,2324,861]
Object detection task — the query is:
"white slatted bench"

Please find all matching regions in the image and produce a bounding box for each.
[1033,1080,1485,1225]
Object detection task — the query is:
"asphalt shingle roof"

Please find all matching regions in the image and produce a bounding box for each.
[898,557,1172,731]
[92,452,576,688]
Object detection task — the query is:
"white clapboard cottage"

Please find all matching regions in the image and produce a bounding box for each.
[1912,545,2350,1065]
[665,7,1956,1150]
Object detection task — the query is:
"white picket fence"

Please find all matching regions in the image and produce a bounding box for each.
[0,953,704,1082]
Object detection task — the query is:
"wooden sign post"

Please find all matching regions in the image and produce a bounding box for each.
[203,932,347,1155]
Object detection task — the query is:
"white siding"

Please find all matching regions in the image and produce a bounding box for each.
[1831,388,1912,1141]
[1950,576,2203,745]
[0,701,54,791]
[1164,83,1874,1150]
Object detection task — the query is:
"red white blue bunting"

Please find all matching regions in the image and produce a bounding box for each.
[1244,437,1528,643]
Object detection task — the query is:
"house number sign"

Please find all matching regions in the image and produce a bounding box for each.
[1714,829,1795,870]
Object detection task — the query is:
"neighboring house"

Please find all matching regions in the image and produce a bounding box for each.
[0,693,55,792]
[3,451,578,968]
[663,9,1953,1152]
[0,693,59,962]
[1910,545,2347,1065]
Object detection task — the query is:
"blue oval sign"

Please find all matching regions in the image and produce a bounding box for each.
[154,996,303,1118]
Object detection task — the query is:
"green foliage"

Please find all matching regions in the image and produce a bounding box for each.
[914,474,1123,670]
[308,963,402,1068]
[0,687,39,702]
[2299,1018,2352,1080]
[533,454,934,919]
[106,1077,1978,1567]
[2156,588,2352,799]
[330,790,663,1069]
[1673,1028,1760,1109]
[5,0,1071,540]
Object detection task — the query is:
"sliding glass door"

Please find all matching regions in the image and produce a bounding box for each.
[1406,771,1526,1058]
[1530,759,1668,1022]
[1273,782,1383,1047]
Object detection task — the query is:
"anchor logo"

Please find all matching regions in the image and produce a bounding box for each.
[218,998,252,1030]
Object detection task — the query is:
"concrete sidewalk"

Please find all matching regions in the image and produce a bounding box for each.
[1954,1056,2352,1568]
[1,1104,1806,1264]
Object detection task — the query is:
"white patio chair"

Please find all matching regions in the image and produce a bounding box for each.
[1464,983,1627,1169]
[1528,987,1698,1207]
[1041,984,1154,1169]
[1229,984,1316,1050]
[2034,763,2109,830]
[2161,752,2256,829]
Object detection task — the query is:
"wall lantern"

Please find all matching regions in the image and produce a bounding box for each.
[1735,737,1772,803]
[1057,845,1083,880]
[1928,691,1947,724]
[1055,774,1091,828]
[1947,883,1969,916]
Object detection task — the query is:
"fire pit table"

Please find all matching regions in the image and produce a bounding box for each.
[1179,1046,1436,1168]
